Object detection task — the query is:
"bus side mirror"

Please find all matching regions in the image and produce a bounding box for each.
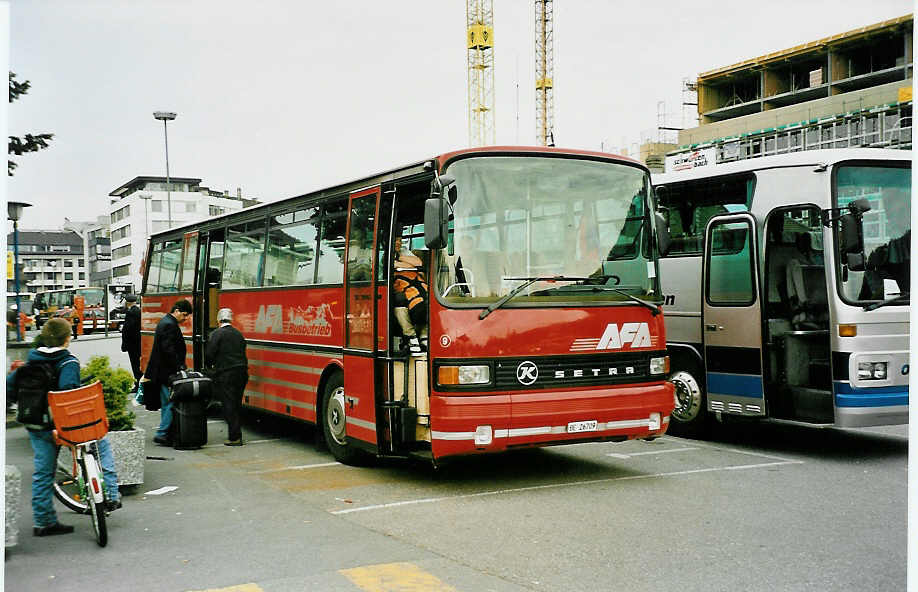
[840,214,865,271]
[839,198,870,272]
[655,210,671,256]
[424,198,449,249]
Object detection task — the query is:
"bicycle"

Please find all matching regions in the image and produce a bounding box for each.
[47,381,111,547]
[52,438,109,547]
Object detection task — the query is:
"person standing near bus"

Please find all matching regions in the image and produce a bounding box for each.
[6,318,121,537]
[204,308,249,446]
[71,294,85,339]
[120,295,142,392]
[143,299,192,446]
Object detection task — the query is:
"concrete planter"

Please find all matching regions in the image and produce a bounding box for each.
[105,427,146,486]
[5,465,21,547]
[58,427,146,487]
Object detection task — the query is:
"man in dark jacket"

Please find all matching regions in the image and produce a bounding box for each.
[143,299,192,446]
[205,308,249,446]
[6,318,121,537]
[120,294,142,391]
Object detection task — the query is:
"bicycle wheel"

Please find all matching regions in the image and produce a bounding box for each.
[79,456,107,547]
[52,464,89,514]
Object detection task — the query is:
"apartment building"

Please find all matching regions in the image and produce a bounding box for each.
[108,176,258,292]
[6,230,86,297]
[662,14,912,172]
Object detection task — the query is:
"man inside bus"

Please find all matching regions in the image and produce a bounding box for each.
[858,188,910,301]
[392,235,428,356]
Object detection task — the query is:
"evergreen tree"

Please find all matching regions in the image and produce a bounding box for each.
[8,71,54,176]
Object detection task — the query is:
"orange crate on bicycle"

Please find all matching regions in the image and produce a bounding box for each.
[48,381,109,445]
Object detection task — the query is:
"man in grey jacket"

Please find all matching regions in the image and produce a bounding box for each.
[205,308,248,446]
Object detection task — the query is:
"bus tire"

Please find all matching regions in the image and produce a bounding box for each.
[668,362,708,438]
[320,372,362,465]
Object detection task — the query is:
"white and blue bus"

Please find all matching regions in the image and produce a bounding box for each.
[653,149,909,435]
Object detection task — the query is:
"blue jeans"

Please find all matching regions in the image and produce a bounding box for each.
[156,384,173,439]
[28,430,119,528]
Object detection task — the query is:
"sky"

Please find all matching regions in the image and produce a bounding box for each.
[6,0,914,230]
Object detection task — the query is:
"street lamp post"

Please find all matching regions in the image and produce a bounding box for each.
[8,201,32,341]
[153,111,177,229]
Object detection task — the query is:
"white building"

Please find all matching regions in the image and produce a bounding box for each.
[108,176,258,292]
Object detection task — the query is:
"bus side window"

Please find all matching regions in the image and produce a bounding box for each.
[223,222,267,289]
[146,243,165,293]
[657,173,754,256]
[316,201,347,284]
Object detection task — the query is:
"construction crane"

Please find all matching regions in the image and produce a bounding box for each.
[467,0,495,147]
[535,0,554,146]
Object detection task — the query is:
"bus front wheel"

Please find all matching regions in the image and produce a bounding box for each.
[320,372,362,465]
[668,366,708,438]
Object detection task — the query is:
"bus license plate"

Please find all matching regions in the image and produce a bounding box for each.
[567,420,598,433]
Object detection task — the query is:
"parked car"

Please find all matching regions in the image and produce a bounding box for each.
[83,308,119,333]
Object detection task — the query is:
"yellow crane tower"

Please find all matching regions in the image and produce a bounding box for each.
[467,0,495,147]
[535,0,554,146]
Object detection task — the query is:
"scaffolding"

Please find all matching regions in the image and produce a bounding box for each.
[667,101,911,169]
[535,0,554,146]
[467,0,496,147]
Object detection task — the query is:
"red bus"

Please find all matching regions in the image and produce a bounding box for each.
[140,146,675,464]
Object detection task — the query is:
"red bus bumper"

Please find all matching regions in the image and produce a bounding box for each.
[429,382,675,459]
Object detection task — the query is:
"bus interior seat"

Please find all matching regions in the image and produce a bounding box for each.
[787,262,828,330]
[764,231,800,318]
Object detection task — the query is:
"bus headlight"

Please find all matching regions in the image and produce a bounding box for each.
[857,362,888,380]
[649,356,670,375]
[438,364,491,386]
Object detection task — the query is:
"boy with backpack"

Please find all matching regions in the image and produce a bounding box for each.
[6,318,121,537]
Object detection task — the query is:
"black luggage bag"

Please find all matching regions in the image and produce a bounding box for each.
[169,370,212,402]
[171,398,207,450]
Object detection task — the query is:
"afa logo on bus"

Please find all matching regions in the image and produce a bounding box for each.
[570,322,654,351]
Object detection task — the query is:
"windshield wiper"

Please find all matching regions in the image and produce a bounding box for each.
[863,294,909,311]
[610,289,661,316]
[479,276,589,320]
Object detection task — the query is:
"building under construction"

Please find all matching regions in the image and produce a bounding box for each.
[662,14,912,171]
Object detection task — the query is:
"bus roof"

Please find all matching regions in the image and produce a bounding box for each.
[149,146,645,241]
[652,148,911,185]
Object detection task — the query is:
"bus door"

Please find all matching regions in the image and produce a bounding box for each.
[343,188,381,449]
[702,213,766,417]
[180,232,201,367]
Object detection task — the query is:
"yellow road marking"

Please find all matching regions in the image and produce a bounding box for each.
[340,562,458,592]
[187,584,263,592]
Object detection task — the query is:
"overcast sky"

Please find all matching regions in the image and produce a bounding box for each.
[7,0,913,230]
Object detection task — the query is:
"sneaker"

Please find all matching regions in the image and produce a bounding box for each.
[420,336,429,350]
[33,522,74,537]
[408,336,424,357]
[223,439,243,446]
[153,436,172,446]
[105,499,122,512]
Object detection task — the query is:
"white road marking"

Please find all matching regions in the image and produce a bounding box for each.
[330,459,804,515]
[607,446,698,459]
[200,438,282,449]
[249,462,342,475]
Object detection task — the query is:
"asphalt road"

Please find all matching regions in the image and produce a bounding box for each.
[3,336,908,591]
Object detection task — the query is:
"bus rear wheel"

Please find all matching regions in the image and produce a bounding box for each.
[320,372,362,465]
[668,366,708,438]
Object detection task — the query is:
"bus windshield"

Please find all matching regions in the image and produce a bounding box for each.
[438,155,660,306]
[835,165,910,304]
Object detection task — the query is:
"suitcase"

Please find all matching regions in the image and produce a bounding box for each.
[171,399,207,450]
[169,370,212,402]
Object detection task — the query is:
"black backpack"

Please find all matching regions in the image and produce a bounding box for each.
[14,361,59,427]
